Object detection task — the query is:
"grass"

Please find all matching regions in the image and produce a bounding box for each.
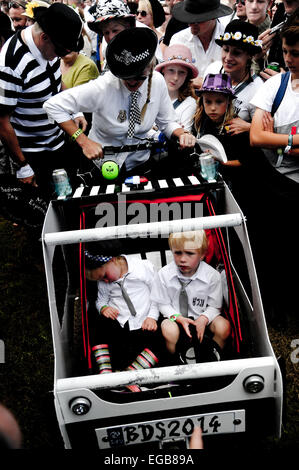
[0,215,298,450]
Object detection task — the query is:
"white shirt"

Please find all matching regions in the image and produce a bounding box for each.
[172,96,197,132]
[250,73,299,182]
[204,60,264,122]
[150,260,223,324]
[96,255,159,331]
[43,71,180,170]
[169,20,225,78]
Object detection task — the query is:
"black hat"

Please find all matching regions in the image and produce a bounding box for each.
[215,19,262,56]
[106,27,158,79]
[33,4,84,54]
[0,11,14,42]
[148,0,165,28]
[172,0,232,24]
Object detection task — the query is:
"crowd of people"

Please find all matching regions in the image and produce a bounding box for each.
[0,0,299,446]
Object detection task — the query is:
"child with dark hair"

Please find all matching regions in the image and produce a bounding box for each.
[85,251,163,392]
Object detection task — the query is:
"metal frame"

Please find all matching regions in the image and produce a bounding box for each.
[42,181,283,449]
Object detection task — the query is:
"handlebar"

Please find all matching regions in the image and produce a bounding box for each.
[103,138,167,156]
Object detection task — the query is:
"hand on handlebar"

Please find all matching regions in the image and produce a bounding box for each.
[80,137,104,160]
[179,132,196,149]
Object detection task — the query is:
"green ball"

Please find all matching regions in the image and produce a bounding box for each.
[102,160,119,180]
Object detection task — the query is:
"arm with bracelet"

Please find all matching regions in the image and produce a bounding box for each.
[0,114,35,184]
[159,304,196,339]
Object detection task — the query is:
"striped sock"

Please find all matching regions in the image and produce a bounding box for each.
[92,344,112,374]
[128,348,159,371]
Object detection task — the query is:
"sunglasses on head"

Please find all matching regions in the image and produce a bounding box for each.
[136,10,148,17]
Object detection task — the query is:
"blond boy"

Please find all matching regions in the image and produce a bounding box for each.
[151,230,231,360]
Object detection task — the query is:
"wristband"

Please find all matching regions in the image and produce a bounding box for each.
[16,163,34,179]
[169,313,181,322]
[100,305,108,313]
[71,128,83,142]
[284,133,293,154]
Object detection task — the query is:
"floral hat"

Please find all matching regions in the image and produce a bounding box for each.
[87,0,135,33]
[215,19,262,56]
[22,1,50,19]
[155,44,199,79]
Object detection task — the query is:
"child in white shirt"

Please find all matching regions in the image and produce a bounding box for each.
[151,230,231,362]
[85,252,162,391]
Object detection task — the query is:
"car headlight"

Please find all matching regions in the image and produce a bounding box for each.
[243,375,264,393]
[70,397,91,415]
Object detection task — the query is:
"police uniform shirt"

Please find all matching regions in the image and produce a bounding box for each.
[151,260,222,324]
[43,70,180,171]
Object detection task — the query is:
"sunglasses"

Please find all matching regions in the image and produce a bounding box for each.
[235,0,245,5]
[8,1,24,8]
[136,10,148,17]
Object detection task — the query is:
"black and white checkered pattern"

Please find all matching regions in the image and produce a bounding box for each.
[127,91,141,138]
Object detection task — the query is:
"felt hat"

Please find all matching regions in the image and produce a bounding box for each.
[106,27,158,79]
[22,1,49,19]
[197,73,235,97]
[84,251,112,270]
[147,0,165,28]
[215,19,262,55]
[0,11,14,42]
[155,44,198,78]
[33,3,84,54]
[172,0,232,24]
[87,0,135,33]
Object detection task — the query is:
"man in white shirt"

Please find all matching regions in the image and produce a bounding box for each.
[169,0,233,86]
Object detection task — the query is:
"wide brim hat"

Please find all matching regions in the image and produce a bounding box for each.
[215,19,262,55]
[197,73,235,97]
[148,0,165,28]
[22,1,50,19]
[172,0,232,24]
[87,0,135,33]
[106,27,158,79]
[33,4,84,53]
[155,44,198,79]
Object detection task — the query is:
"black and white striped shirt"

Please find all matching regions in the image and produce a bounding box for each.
[0,26,65,154]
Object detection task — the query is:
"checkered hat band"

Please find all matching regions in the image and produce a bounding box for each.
[114,49,150,66]
[84,251,112,267]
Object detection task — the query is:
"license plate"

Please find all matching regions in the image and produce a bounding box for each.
[96,410,245,449]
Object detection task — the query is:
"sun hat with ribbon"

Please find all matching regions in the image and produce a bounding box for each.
[155,44,198,79]
[197,73,235,98]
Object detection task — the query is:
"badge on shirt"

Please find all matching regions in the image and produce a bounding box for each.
[117,110,127,122]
